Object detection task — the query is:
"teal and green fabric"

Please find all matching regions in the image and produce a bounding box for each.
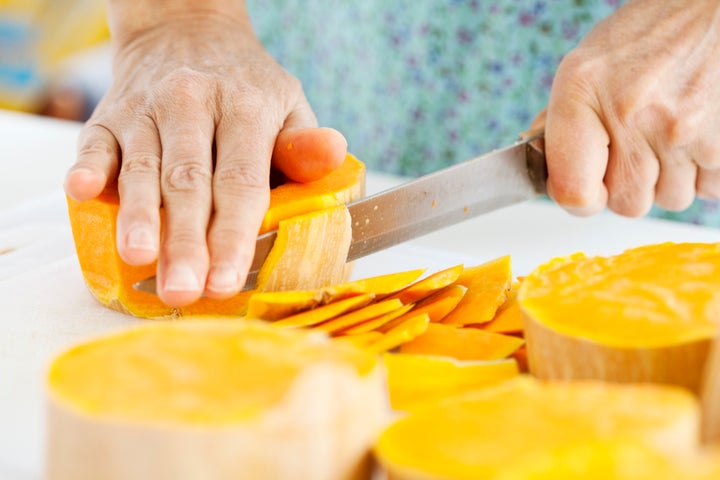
[249,0,716,227]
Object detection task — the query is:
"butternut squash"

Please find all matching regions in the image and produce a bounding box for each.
[66,155,365,319]
[383,353,519,411]
[46,320,388,480]
[375,377,700,480]
[519,242,720,393]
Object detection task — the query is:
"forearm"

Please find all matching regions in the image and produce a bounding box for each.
[106,0,254,48]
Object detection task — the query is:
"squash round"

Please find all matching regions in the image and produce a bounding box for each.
[46,320,388,480]
[375,377,699,480]
[66,155,365,319]
[518,242,720,393]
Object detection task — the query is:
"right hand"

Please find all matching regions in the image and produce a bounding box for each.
[64,12,347,307]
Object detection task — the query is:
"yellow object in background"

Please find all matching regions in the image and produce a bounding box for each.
[0,0,108,112]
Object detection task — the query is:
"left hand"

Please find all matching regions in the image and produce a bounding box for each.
[540,0,720,217]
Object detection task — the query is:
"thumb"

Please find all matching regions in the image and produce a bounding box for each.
[272,99,348,183]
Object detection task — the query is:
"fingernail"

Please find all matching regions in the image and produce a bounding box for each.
[126,226,157,252]
[206,264,239,293]
[164,265,200,292]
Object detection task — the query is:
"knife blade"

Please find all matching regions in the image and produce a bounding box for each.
[133,135,547,295]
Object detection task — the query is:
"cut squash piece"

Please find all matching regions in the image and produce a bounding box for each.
[481,289,524,334]
[341,304,415,335]
[317,299,405,335]
[383,353,519,411]
[66,154,365,319]
[441,256,512,326]
[46,320,387,480]
[494,440,720,480]
[271,294,375,329]
[334,331,384,349]
[379,285,467,333]
[245,268,425,321]
[259,154,365,233]
[519,242,720,394]
[375,377,700,480]
[383,265,464,304]
[367,314,431,354]
[399,323,524,361]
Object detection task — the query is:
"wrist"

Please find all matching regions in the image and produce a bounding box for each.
[107,0,254,49]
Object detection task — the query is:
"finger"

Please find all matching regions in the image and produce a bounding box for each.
[545,96,609,216]
[272,99,347,183]
[115,116,162,268]
[65,123,120,201]
[205,112,274,299]
[654,149,697,211]
[604,139,659,217]
[696,167,720,200]
[155,94,216,307]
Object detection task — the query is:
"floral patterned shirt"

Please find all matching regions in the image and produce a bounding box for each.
[248,0,719,227]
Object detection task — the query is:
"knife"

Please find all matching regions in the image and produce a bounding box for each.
[133,134,547,295]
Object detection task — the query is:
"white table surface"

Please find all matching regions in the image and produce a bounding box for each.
[1,109,718,479]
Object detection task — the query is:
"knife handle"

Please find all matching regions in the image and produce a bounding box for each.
[522,132,548,196]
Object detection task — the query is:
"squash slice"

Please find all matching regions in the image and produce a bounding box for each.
[46,320,388,480]
[398,323,524,361]
[383,353,519,411]
[440,256,512,326]
[519,242,720,394]
[375,377,700,480]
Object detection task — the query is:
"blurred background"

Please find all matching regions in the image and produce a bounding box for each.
[0,0,110,121]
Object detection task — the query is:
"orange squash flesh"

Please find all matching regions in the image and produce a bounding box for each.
[46,320,388,480]
[383,353,519,411]
[341,304,415,335]
[367,313,432,354]
[481,289,524,334]
[316,299,405,334]
[383,265,464,304]
[378,285,467,333]
[519,242,720,393]
[398,323,525,361]
[66,155,365,319]
[375,377,700,480]
[441,255,512,326]
[270,294,376,329]
[244,268,425,321]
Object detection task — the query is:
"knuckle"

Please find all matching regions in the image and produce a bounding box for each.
[665,113,701,149]
[162,162,212,192]
[77,135,115,159]
[120,152,160,179]
[214,162,269,193]
[160,67,212,96]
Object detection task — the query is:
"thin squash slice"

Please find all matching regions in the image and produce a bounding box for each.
[382,265,464,304]
[66,154,365,319]
[440,255,512,326]
[383,353,519,411]
[246,268,425,321]
[519,242,720,394]
[46,320,388,480]
[398,323,525,361]
[375,377,700,480]
[256,205,352,292]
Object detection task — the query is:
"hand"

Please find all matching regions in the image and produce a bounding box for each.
[63,12,347,307]
[542,0,720,217]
